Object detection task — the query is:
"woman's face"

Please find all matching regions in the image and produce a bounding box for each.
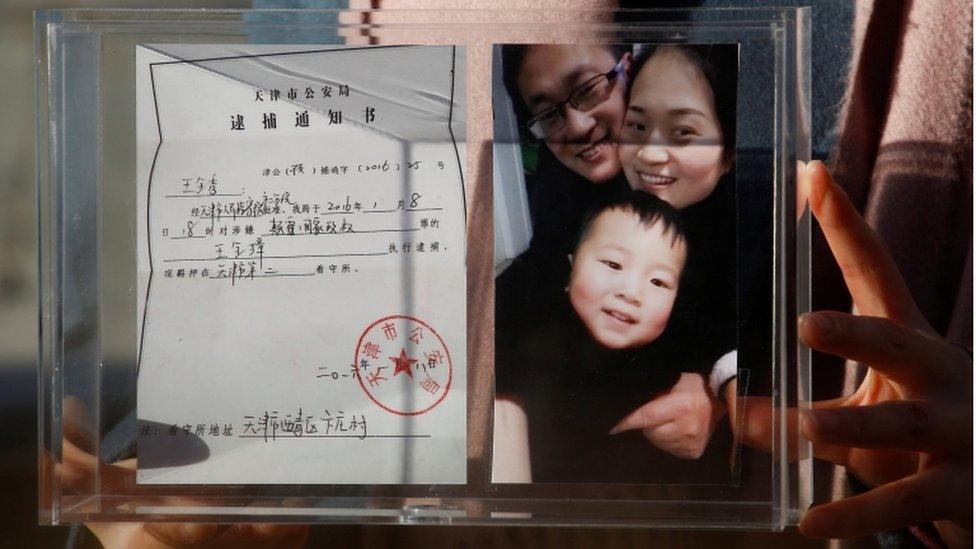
[618,49,729,209]
[517,45,629,184]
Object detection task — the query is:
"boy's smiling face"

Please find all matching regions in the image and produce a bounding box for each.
[568,208,686,349]
[618,48,729,208]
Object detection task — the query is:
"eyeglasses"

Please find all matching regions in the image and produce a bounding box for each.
[524,57,626,140]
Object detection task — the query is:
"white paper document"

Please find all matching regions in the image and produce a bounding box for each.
[135,45,467,484]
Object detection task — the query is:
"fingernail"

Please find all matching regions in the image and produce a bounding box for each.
[804,161,830,211]
[802,313,834,340]
[805,410,839,433]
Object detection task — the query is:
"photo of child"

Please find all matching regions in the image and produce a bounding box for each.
[497,192,716,483]
[493,43,741,484]
[568,193,686,352]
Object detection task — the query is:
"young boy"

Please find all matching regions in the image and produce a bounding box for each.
[495,191,733,483]
[567,192,686,351]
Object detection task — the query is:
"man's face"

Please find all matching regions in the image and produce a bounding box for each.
[618,48,729,208]
[568,209,686,349]
[517,45,628,184]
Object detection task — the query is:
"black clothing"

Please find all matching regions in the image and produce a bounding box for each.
[665,178,738,377]
[496,274,733,484]
[495,140,740,484]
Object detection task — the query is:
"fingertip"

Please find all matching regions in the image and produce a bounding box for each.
[608,421,629,435]
[807,159,826,173]
[806,161,853,220]
[801,409,839,440]
[808,160,835,186]
[797,161,812,209]
[798,312,835,347]
[798,508,835,539]
[805,161,829,212]
[608,416,627,435]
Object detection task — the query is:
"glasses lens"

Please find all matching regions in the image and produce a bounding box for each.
[526,68,616,139]
[537,110,564,136]
[529,108,563,138]
[573,77,611,111]
[528,122,545,139]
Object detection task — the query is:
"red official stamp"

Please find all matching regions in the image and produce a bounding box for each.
[354,315,453,416]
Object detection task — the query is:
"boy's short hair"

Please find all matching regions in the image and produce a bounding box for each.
[575,190,686,252]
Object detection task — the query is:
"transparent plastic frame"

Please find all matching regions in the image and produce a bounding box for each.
[37,7,811,529]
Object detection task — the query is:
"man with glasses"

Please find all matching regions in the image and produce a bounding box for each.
[503,44,631,185]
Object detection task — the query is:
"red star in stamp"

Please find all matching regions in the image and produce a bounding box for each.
[389,348,417,378]
[355,315,453,416]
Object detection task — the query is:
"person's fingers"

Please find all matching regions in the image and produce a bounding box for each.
[144,522,225,547]
[215,524,311,548]
[736,395,851,464]
[247,523,310,541]
[736,395,777,454]
[59,437,99,491]
[63,396,95,453]
[806,161,931,332]
[641,422,706,459]
[801,400,972,453]
[799,311,968,393]
[799,463,972,539]
[796,161,811,223]
[638,428,698,459]
[87,521,225,549]
[609,396,677,434]
[60,437,142,500]
[640,421,678,442]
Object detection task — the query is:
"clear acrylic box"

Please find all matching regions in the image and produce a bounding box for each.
[37,7,811,529]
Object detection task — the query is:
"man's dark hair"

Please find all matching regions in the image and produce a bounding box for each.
[628,44,738,161]
[575,190,686,252]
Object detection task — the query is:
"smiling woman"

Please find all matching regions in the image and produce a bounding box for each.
[620,45,737,209]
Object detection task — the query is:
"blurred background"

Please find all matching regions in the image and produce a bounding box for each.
[2,1,860,547]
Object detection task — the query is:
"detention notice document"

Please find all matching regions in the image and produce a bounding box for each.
[135,45,466,484]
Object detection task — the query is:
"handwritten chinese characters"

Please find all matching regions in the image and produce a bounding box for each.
[159,158,451,286]
[138,408,375,443]
[241,408,368,441]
